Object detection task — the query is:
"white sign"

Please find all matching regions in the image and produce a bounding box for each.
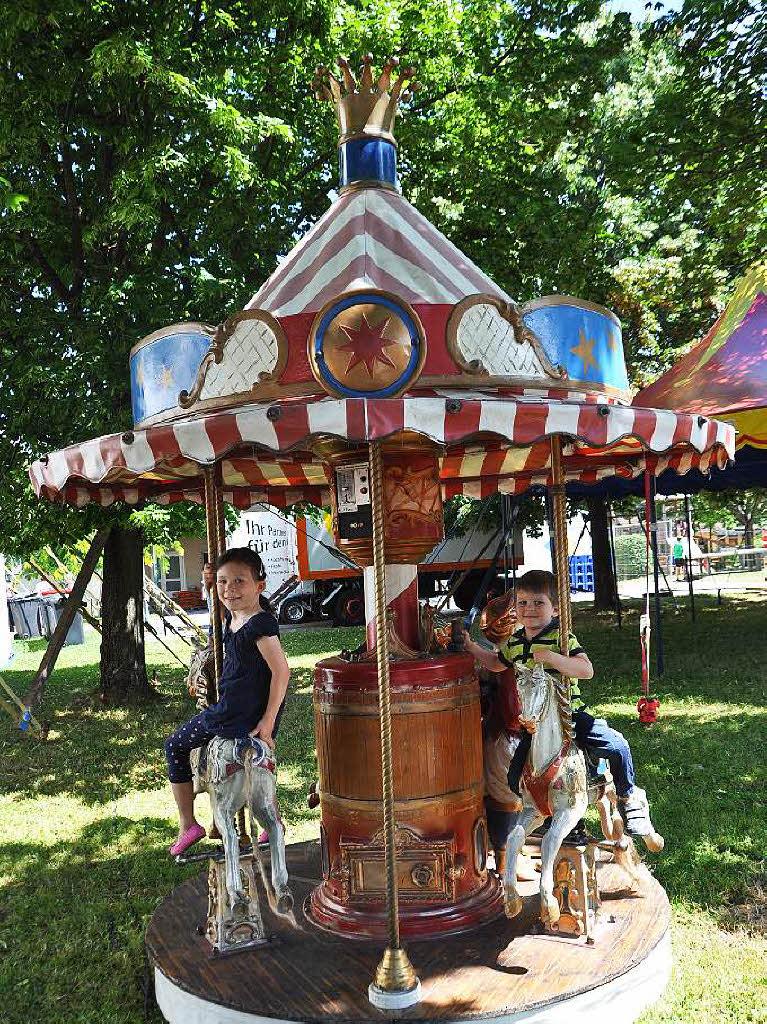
[227,507,297,593]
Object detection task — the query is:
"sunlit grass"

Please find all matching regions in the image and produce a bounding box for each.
[0,600,763,1022]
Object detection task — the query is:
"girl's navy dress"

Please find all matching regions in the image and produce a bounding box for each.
[165,609,283,784]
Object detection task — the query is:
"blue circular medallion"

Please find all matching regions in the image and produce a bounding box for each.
[310,292,426,398]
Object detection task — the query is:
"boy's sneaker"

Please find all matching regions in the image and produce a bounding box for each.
[619,787,654,838]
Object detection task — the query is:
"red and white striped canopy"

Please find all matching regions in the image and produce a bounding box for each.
[30,391,735,509]
[247,189,508,317]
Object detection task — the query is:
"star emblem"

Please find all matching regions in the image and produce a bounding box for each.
[159,363,174,389]
[570,329,598,378]
[337,312,397,377]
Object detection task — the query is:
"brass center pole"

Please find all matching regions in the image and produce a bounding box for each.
[550,437,572,644]
[214,462,227,560]
[368,441,420,1002]
[203,466,224,699]
[550,437,574,739]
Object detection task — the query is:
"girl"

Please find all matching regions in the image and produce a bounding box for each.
[165,547,290,856]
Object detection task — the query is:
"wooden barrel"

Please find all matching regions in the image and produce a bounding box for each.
[309,652,503,939]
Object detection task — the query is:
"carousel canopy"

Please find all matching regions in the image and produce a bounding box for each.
[631,261,767,491]
[29,389,733,508]
[29,56,735,510]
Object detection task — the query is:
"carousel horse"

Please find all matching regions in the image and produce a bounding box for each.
[195,735,293,917]
[503,663,642,926]
[186,649,293,917]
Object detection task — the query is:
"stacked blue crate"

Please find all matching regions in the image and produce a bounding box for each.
[569,554,595,593]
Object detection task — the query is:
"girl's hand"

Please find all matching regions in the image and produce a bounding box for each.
[250,717,276,749]
[533,648,555,667]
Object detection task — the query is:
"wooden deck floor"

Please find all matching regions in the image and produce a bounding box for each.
[146,840,670,1022]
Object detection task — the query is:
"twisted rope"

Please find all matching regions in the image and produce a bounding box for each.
[550,438,575,742]
[370,442,401,950]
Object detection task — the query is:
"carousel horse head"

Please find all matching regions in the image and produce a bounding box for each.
[186,644,216,705]
[514,662,553,731]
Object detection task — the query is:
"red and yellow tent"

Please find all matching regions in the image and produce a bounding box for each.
[635,261,767,487]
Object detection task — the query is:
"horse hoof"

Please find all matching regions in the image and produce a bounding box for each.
[542,898,560,926]
[504,888,523,919]
[644,831,665,853]
[276,887,294,914]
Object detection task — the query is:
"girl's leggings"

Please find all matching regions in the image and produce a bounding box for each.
[164,712,217,784]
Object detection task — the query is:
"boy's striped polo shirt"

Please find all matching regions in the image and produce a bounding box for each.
[498,618,587,711]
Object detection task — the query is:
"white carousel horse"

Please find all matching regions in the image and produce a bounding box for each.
[198,735,293,917]
[503,663,642,926]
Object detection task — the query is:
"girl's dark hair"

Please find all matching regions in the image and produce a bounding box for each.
[216,547,274,614]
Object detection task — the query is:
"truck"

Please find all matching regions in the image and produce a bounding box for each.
[227,507,523,627]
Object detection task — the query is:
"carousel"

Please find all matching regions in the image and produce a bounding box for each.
[30,57,735,1024]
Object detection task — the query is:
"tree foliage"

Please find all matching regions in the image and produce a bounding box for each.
[0,0,762,557]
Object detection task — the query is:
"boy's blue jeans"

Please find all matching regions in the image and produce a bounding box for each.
[507,709,635,799]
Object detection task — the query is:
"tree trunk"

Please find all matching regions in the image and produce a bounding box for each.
[587,496,616,611]
[100,525,154,705]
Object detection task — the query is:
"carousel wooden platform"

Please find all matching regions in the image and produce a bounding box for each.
[146,838,671,1024]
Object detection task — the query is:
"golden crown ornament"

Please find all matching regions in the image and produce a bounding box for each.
[312,55,419,145]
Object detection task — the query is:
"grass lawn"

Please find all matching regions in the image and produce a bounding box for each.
[0,595,764,1023]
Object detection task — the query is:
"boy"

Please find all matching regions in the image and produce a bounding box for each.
[463,569,658,841]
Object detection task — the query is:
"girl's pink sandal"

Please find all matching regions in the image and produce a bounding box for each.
[170,823,206,857]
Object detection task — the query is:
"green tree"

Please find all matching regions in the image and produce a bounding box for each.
[588,0,766,383]
[0,0,335,702]
[2,0,762,702]
[693,489,767,569]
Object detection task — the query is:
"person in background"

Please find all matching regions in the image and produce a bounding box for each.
[672,536,685,581]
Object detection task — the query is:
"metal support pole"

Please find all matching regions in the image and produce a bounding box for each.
[545,491,557,574]
[648,477,664,678]
[501,492,509,591]
[550,440,572,646]
[509,495,518,591]
[203,467,224,698]
[549,439,576,742]
[607,500,622,630]
[368,441,420,1009]
[684,493,696,623]
[214,462,227,558]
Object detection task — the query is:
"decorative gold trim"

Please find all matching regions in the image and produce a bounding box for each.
[130,321,217,359]
[314,690,480,716]
[472,817,488,874]
[308,288,427,399]
[338,179,399,195]
[178,308,289,409]
[339,131,400,148]
[446,294,566,380]
[320,785,482,816]
[522,294,622,330]
[134,381,326,429]
[338,825,456,903]
[418,373,631,402]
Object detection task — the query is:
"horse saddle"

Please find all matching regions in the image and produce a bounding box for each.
[234,736,276,774]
